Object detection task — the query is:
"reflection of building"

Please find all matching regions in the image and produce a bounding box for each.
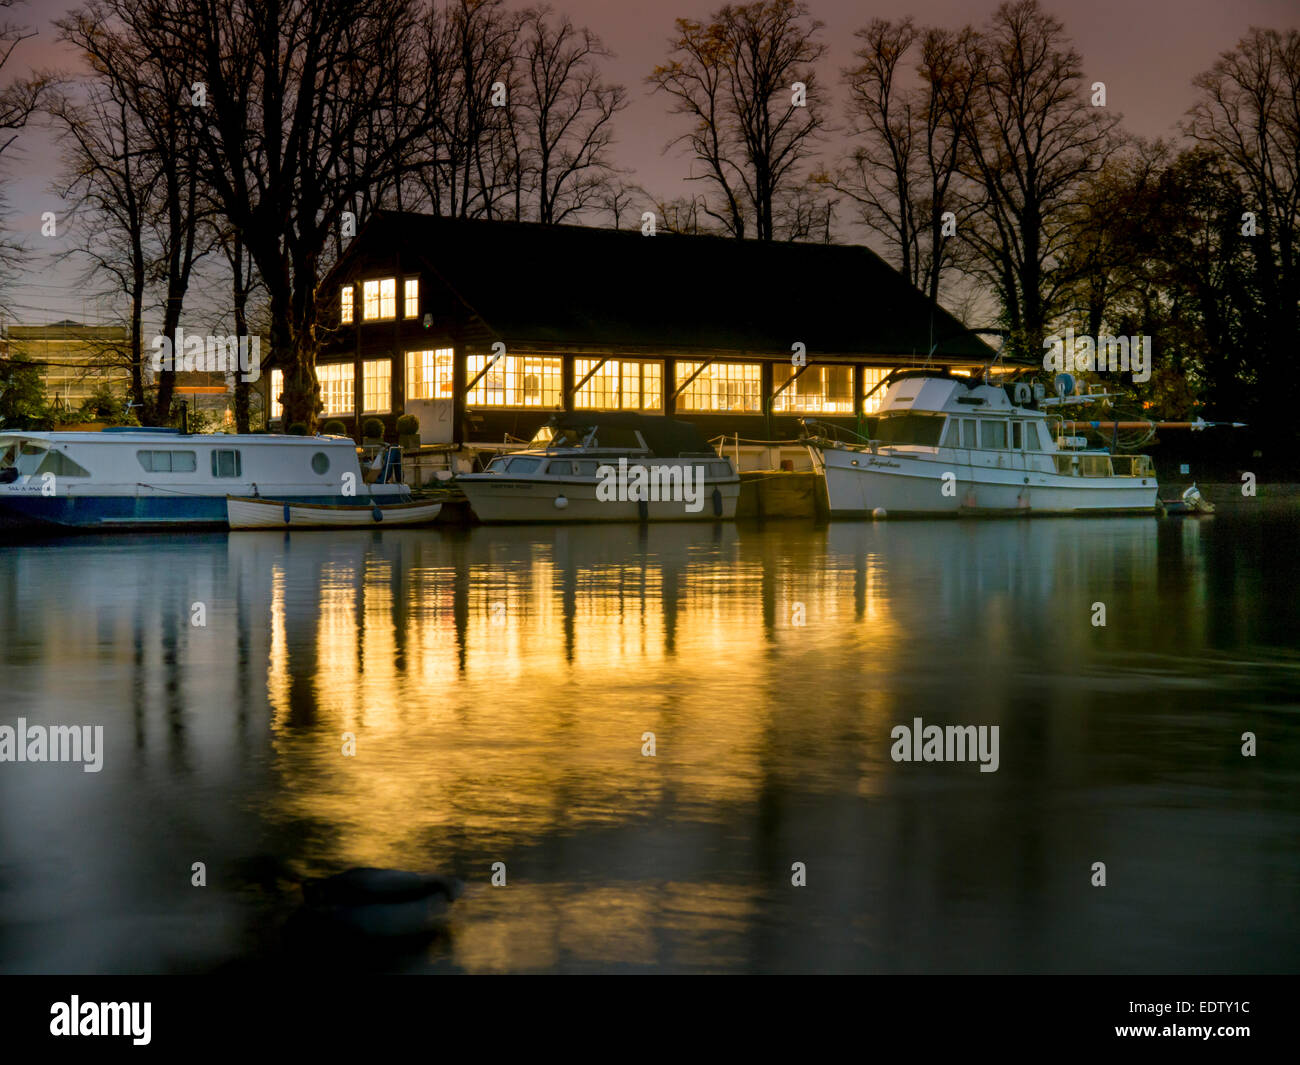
[5,320,130,408]
[273,213,998,444]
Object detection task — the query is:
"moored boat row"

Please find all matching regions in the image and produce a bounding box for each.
[3,373,1208,531]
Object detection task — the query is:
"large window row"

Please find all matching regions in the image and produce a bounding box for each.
[271,357,910,420]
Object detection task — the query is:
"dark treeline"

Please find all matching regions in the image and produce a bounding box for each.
[0,0,1294,456]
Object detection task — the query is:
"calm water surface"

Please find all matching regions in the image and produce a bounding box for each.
[2,512,1298,973]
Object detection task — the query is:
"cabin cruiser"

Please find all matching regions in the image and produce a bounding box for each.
[0,428,410,531]
[804,370,1158,517]
[456,412,740,523]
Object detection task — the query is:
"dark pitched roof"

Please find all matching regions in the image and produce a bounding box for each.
[328,211,1000,361]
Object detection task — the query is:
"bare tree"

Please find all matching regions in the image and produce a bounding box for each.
[650,0,827,240]
[1186,27,1300,371]
[511,6,626,224]
[47,11,158,418]
[0,0,49,290]
[829,20,979,301]
[51,2,212,424]
[117,0,442,430]
[958,0,1121,358]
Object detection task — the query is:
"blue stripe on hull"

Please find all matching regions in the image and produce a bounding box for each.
[0,494,390,532]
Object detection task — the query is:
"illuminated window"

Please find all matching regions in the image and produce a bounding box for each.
[363,359,391,414]
[574,359,662,411]
[406,348,455,400]
[404,278,419,318]
[362,278,397,320]
[465,352,562,407]
[862,368,893,414]
[270,368,284,421]
[341,286,354,325]
[772,364,854,413]
[318,362,355,415]
[676,361,761,412]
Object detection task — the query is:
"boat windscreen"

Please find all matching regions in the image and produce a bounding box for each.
[874,414,945,446]
[13,440,49,476]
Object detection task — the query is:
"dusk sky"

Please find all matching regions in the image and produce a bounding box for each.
[1,0,1295,326]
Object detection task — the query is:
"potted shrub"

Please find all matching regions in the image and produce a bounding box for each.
[322,419,347,436]
[396,413,420,450]
[287,422,308,436]
[362,417,385,444]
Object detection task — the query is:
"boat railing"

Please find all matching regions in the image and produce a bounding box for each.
[798,419,874,448]
[1050,453,1154,478]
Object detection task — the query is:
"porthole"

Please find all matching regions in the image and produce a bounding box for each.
[311,452,330,475]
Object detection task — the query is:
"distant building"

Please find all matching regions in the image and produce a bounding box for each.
[280,212,1000,445]
[5,320,130,410]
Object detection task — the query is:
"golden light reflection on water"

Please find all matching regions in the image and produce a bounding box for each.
[247,525,916,969]
[221,519,1174,970]
[8,513,1300,973]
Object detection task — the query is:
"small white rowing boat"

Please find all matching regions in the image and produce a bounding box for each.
[226,496,442,529]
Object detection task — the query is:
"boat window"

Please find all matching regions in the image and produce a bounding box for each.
[546,460,574,476]
[211,450,242,478]
[574,460,599,476]
[1011,422,1022,449]
[980,420,1007,449]
[940,419,960,447]
[1024,423,1042,450]
[961,419,978,449]
[36,450,92,477]
[505,457,541,474]
[873,414,944,446]
[485,455,509,472]
[708,461,732,478]
[15,441,49,476]
[591,427,645,450]
[138,450,198,473]
[311,452,330,475]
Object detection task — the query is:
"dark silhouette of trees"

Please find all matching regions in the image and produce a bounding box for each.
[650,1,828,240]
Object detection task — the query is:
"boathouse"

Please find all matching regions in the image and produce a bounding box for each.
[270,212,999,450]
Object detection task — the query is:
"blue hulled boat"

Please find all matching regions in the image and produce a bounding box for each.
[0,428,409,531]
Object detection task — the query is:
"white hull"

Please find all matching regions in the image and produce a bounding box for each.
[810,444,1158,517]
[227,497,442,529]
[460,478,740,523]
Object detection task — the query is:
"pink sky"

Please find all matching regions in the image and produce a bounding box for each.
[2,0,1295,324]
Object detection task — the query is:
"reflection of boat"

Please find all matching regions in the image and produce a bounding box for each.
[456,413,740,523]
[0,428,409,531]
[226,496,442,529]
[1159,483,1216,517]
[804,370,1159,518]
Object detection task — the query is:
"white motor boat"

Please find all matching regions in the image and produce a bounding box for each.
[0,428,410,531]
[456,413,740,523]
[804,370,1159,518]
